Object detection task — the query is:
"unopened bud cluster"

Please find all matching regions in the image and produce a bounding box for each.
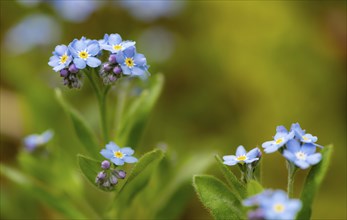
[99,54,122,85]
[95,160,126,190]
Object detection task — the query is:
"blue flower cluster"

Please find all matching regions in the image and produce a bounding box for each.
[24,130,53,152]
[223,145,261,166]
[243,190,302,220]
[262,123,323,169]
[48,34,150,88]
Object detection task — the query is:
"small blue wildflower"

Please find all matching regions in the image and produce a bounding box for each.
[116,46,149,79]
[99,33,135,54]
[68,38,101,69]
[24,130,53,152]
[283,139,322,169]
[262,126,295,153]
[100,141,138,166]
[223,146,261,166]
[243,190,302,220]
[48,45,72,72]
[290,123,322,147]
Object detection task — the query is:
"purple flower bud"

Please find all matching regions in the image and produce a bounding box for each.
[115,170,126,179]
[97,171,106,180]
[101,160,111,170]
[68,63,79,73]
[102,181,111,188]
[108,54,117,64]
[113,66,122,75]
[103,63,112,72]
[60,69,69,77]
[109,175,118,185]
[248,209,265,220]
[108,75,117,82]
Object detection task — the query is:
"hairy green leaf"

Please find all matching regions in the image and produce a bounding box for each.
[296,145,333,220]
[55,89,99,157]
[246,180,264,196]
[117,74,164,147]
[193,175,244,220]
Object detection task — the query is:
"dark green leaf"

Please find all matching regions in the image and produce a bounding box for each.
[117,74,164,147]
[215,155,247,199]
[193,175,244,220]
[55,89,99,157]
[296,145,333,220]
[246,180,264,196]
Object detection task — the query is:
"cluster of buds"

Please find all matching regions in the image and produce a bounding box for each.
[95,160,126,190]
[99,54,122,85]
[59,64,83,89]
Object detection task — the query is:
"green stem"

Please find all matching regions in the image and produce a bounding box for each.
[114,81,128,135]
[287,160,297,198]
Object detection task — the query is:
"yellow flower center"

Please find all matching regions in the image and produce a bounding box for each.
[236,155,247,161]
[125,57,135,68]
[78,50,89,60]
[60,54,68,64]
[273,203,285,213]
[302,136,309,141]
[295,151,307,160]
[113,44,122,51]
[275,138,284,144]
[114,151,124,159]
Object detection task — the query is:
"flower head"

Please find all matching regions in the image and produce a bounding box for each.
[290,123,321,147]
[100,141,138,166]
[68,38,101,69]
[48,45,72,72]
[116,46,149,79]
[24,130,54,152]
[99,33,135,54]
[223,146,261,166]
[243,189,302,220]
[283,139,322,169]
[262,126,294,153]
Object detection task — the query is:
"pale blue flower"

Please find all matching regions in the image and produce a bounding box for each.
[223,146,261,166]
[24,130,54,152]
[290,123,322,147]
[115,46,149,79]
[283,139,322,169]
[48,44,72,72]
[68,38,101,69]
[99,33,135,54]
[262,126,295,153]
[100,141,138,166]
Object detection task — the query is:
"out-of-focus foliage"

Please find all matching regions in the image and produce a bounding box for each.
[0,0,346,219]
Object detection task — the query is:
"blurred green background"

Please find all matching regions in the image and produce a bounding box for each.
[1,0,346,219]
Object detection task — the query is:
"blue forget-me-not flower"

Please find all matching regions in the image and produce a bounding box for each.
[290,122,322,147]
[262,126,295,153]
[116,46,149,79]
[48,45,72,72]
[68,38,101,69]
[243,189,302,220]
[100,141,138,166]
[283,139,322,169]
[223,145,261,166]
[99,33,135,54]
[24,130,54,152]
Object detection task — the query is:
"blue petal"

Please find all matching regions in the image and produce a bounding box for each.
[73,39,86,51]
[244,158,259,163]
[100,149,113,159]
[123,46,135,58]
[294,160,310,169]
[262,141,274,148]
[86,57,101,67]
[223,155,236,161]
[306,153,322,165]
[236,145,246,156]
[223,160,238,166]
[263,144,278,153]
[111,158,124,166]
[286,139,300,153]
[301,143,316,155]
[41,130,53,142]
[108,34,122,45]
[73,58,86,69]
[53,64,65,72]
[48,56,60,67]
[246,148,260,159]
[115,51,125,63]
[121,40,136,50]
[55,45,67,56]
[68,44,78,57]
[290,122,305,136]
[123,156,138,163]
[131,67,145,76]
[133,53,147,66]
[120,65,132,75]
[86,40,100,56]
[106,142,119,151]
[286,200,302,212]
[283,150,295,162]
[120,147,134,155]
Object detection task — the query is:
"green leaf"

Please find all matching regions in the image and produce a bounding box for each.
[215,155,247,199]
[0,164,86,219]
[296,145,333,220]
[109,149,164,218]
[246,180,264,196]
[55,89,99,156]
[193,175,244,220]
[117,74,164,147]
